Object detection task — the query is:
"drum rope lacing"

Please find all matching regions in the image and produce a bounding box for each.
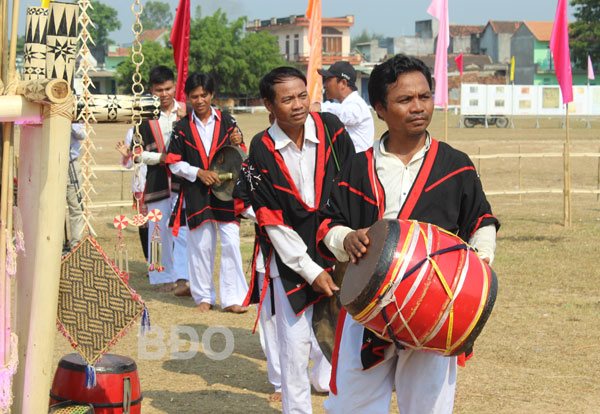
[356,221,477,353]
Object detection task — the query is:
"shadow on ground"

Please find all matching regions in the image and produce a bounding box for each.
[160,323,269,394]
[144,389,282,414]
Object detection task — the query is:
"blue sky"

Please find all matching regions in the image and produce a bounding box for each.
[13,0,577,42]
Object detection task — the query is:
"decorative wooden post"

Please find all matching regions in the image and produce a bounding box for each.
[12,95,74,414]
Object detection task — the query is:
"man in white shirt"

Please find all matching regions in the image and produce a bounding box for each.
[318,54,499,414]
[237,66,355,413]
[166,72,249,313]
[116,66,189,294]
[310,61,375,152]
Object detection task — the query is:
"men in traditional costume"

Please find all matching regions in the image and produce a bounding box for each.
[318,54,500,414]
[236,66,355,413]
[117,66,190,293]
[167,72,249,313]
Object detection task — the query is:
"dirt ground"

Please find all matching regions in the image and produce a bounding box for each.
[48,112,600,413]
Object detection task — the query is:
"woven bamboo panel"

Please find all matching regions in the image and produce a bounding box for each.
[58,236,144,365]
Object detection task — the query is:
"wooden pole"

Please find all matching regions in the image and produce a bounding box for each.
[444,103,448,142]
[518,144,522,203]
[597,146,600,202]
[564,104,571,226]
[13,99,73,414]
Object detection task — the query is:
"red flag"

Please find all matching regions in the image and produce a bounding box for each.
[170,0,190,102]
[306,0,322,102]
[427,0,449,107]
[455,53,463,76]
[549,0,573,104]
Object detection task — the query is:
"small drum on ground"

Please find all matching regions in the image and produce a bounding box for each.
[50,353,142,413]
[340,219,497,356]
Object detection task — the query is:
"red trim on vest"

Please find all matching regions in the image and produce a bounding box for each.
[329,307,347,395]
[424,166,476,193]
[399,139,439,220]
[233,198,247,217]
[260,113,328,213]
[312,112,326,206]
[365,148,385,217]
[172,188,184,237]
[255,207,288,228]
[286,282,307,295]
[165,153,182,164]
[338,181,378,206]
[189,110,222,170]
[470,213,497,237]
[149,120,166,153]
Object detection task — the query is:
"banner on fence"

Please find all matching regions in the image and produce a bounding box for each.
[461,84,600,116]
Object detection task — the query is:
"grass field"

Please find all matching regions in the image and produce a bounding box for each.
[49,111,600,413]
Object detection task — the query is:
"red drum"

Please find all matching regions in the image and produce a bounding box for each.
[340,219,497,356]
[50,354,142,413]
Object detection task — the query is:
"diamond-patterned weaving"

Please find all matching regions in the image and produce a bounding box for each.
[58,236,145,365]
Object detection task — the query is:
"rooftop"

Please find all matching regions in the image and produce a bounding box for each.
[450,25,485,37]
[522,21,554,42]
[487,21,522,35]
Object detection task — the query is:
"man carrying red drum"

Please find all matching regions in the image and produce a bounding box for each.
[317,54,500,414]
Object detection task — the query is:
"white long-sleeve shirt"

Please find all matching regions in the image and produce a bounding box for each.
[320,90,375,152]
[251,115,325,284]
[168,107,220,183]
[324,135,497,264]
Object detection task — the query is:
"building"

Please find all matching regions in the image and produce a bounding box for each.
[417,54,505,104]
[246,14,360,66]
[480,20,521,63]
[355,20,436,64]
[449,24,484,54]
[511,21,594,85]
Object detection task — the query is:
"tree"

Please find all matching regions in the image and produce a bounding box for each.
[569,0,600,69]
[117,9,285,96]
[351,29,383,49]
[188,10,285,96]
[116,40,175,92]
[89,0,121,46]
[140,1,173,31]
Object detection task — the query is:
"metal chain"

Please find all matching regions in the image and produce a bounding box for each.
[130,0,144,213]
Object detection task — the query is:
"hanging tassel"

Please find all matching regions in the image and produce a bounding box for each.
[85,363,97,389]
[148,209,163,272]
[141,306,151,335]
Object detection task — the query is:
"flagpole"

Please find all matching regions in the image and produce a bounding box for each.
[563,103,571,226]
[444,104,448,141]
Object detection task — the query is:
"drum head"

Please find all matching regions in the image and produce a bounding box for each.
[209,145,247,201]
[340,219,401,316]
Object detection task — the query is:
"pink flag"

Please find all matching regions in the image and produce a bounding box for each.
[549,0,573,103]
[170,0,190,102]
[428,0,449,107]
[455,53,463,76]
[588,55,595,80]
[306,0,322,103]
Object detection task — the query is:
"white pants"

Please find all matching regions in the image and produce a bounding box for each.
[172,224,189,281]
[274,277,335,414]
[186,221,248,307]
[259,273,330,397]
[324,313,457,414]
[257,272,281,393]
[147,197,176,285]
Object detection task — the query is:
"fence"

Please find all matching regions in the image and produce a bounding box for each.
[86,147,600,224]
